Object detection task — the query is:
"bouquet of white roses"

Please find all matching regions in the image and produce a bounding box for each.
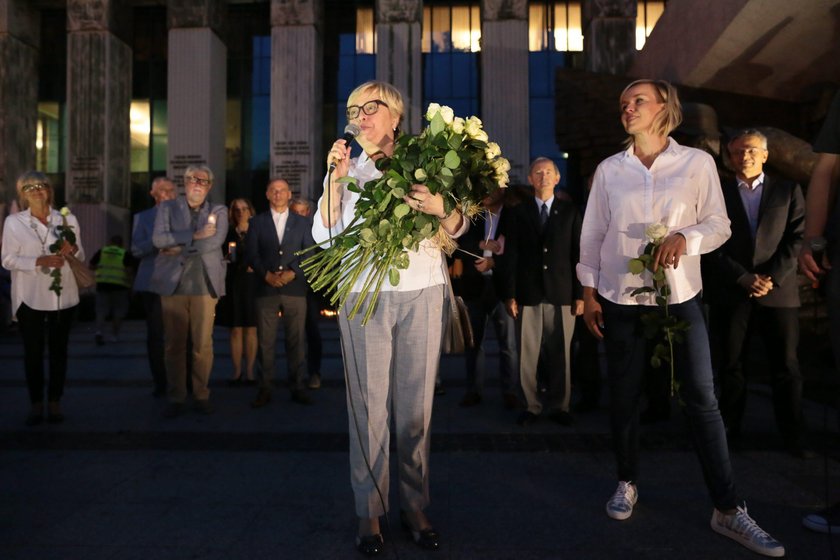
[300,103,510,325]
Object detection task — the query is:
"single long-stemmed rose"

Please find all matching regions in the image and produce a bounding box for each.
[300,103,510,325]
[628,222,691,395]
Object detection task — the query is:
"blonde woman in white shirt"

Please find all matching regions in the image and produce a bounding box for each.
[2,171,84,426]
[577,80,784,558]
[314,81,466,556]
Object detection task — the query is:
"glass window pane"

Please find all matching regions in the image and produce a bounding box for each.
[226,99,242,171]
[151,100,167,172]
[130,100,151,173]
[422,7,431,53]
[451,6,471,52]
[356,7,375,54]
[470,6,481,52]
[567,2,583,51]
[432,6,450,53]
[529,4,546,52]
[36,102,62,174]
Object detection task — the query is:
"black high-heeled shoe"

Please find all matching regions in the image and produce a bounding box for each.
[355,533,384,556]
[400,510,440,550]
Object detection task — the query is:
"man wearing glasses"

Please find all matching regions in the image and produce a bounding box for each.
[150,165,228,417]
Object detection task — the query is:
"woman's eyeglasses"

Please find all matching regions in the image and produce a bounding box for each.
[22,183,48,193]
[346,99,388,120]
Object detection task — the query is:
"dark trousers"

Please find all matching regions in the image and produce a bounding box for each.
[711,302,803,443]
[140,291,167,393]
[571,315,601,407]
[601,295,737,510]
[464,277,517,396]
[305,289,323,375]
[16,303,76,404]
[256,293,307,392]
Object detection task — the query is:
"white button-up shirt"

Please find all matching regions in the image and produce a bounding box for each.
[577,138,730,305]
[271,207,289,246]
[2,208,86,315]
[312,151,468,292]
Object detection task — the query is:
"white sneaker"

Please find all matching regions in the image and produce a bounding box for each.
[711,505,785,557]
[606,481,637,520]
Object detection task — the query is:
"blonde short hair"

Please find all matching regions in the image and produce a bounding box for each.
[347,80,405,132]
[16,171,53,209]
[621,79,683,145]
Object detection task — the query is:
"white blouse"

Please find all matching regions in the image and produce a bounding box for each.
[577,138,730,305]
[312,151,468,293]
[2,208,86,314]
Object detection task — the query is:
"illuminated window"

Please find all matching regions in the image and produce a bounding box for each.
[130,100,151,173]
[636,0,666,50]
[529,1,583,52]
[422,4,481,53]
[356,7,375,54]
[35,102,63,174]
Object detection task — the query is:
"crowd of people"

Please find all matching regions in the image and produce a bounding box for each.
[2,77,838,557]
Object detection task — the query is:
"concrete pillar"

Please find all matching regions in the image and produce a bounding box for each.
[583,0,636,74]
[270,0,323,199]
[375,0,422,134]
[166,0,227,202]
[480,0,529,184]
[0,0,38,214]
[66,0,132,258]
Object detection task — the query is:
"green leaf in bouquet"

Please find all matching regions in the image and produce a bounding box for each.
[420,222,434,238]
[653,268,666,282]
[359,228,376,246]
[630,286,656,296]
[377,219,392,237]
[391,186,406,198]
[444,150,461,169]
[448,134,463,150]
[394,252,410,269]
[426,179,441,194]
[414,212,431,229]
[377,192,392,212]
[388,267,400,286]
[393,203,411,219]
[413,168,427,182]
[628,258,645,275]
[430,113,446,136]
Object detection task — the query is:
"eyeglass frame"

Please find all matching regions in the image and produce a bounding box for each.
[346,99,389,121]
[185,175,212,187]
[21,183,49,193]
[730,147,767,157]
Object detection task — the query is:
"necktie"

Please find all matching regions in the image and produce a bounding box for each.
[540,203,549,231]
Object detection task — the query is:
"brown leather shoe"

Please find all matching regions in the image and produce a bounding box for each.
[251,388,272,409]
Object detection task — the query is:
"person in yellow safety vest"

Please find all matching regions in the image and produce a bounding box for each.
[91,235,135,346]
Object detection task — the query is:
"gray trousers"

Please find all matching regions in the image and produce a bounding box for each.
[338,286,444,518]
[256,293,307,392]
[518,303,575,415]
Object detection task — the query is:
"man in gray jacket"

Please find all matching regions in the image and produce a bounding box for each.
[151,165,227,417]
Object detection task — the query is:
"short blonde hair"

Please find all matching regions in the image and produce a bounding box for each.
[16,171,53,209]
[347,80,404,132]
[621,79,683,144]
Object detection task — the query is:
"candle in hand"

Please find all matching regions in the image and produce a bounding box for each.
[207,214,217,225]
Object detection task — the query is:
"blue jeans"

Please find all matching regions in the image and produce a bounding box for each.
[601,295,737,510]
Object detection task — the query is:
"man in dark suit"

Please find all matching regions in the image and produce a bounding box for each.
[246,178,315,407]
[131,177,176,397]
[455,189,519,410]
[498,157,583,426]
[703,129,808,457]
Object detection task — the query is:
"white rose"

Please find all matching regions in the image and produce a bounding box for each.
[464,116,483,138]
[451,117,465,134]
[60,206,71,217]
[473,129,489,143]
[492,157,511,173]
[496,171,510,188]
[485,142,501,159]
[425,103,441,122]
[645,222,668,242]
[439,105,454,125]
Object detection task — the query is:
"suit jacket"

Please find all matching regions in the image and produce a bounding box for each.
[497,197,582,306]
[149,197,228,297]
[456,207,510,301]
[245,209,314,298]
[131,206,158,292]
[702,173,804,307]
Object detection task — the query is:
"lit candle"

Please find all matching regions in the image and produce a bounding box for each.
[228,241,237,262]
[207,214,217,225]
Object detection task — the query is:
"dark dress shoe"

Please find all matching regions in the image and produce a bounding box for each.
[251,389,272,408]
[400,511,440,550]
[47,402,64,424]
[459,391,482,407]
[573,399,598,414]
[291,389,313,405]
[163,403,186,418]
[549,410,574,426]
[227,377,244,387]
[517,411,538,426]
[355,533,384,556]
[193,399,214,415]
[502,392,520,410]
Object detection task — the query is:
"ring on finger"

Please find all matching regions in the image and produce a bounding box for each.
[418,201,424,209]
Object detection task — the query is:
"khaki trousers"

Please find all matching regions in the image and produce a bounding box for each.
[161,294,218,403]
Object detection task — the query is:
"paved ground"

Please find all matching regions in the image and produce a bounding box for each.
[0,317,838,559]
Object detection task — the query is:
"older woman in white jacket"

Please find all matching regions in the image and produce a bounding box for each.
[2,171,84,425]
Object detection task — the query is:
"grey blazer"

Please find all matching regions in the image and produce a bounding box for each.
[131,206,158,292]
[149,197,228,297]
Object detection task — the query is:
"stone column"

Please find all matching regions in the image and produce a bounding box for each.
[167,0,227,202]
[480,0,529,184]
[375,0,422,134]
[0,0,38,217]
[270,0,323,199]
[583,0,636,74]
[66,0,132,259]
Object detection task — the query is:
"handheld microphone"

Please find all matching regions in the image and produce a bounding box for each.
[329,123,361,171]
